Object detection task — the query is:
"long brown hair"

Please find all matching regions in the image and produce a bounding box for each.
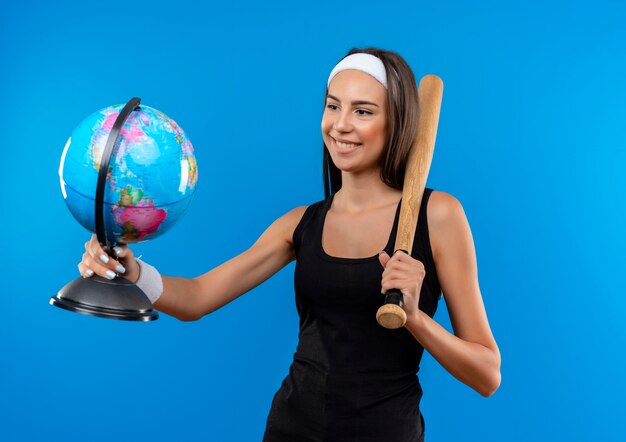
[322,47,419,198]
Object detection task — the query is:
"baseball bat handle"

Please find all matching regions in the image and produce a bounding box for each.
[382,288,404,308]
[376,288,408,329]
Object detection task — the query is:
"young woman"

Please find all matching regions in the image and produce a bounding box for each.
[79,47,501,441]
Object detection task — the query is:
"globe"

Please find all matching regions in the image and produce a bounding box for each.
[59,102,198,245]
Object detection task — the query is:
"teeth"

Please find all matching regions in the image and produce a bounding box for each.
[335,139,360,149]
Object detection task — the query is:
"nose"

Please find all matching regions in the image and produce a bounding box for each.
[333,108,352,132]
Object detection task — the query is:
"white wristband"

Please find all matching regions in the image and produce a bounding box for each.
[135,258,163,304]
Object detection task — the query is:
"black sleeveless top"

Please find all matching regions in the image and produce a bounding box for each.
[263,188,442,442]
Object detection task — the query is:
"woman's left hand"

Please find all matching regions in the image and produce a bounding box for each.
[378,250,426,319]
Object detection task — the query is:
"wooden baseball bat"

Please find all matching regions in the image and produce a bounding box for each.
[376,74,444,329]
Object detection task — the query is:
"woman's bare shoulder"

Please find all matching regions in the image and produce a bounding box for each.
[427,190,469,260]
[279,205,311,245]
[427,190,464,221]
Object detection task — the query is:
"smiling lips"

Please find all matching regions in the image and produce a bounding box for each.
[331,136,361,152]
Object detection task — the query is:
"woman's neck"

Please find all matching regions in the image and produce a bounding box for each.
[334,170,402,213]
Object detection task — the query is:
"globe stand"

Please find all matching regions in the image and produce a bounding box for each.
[51,276,158,321]
[51,97,159,321]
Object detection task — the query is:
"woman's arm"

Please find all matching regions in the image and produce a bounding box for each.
[153,205,308,321]
[404,191,501,397]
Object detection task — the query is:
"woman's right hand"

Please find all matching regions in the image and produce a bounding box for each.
[78,234,141,283]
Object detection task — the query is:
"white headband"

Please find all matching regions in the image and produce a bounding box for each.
[327,53,388,89]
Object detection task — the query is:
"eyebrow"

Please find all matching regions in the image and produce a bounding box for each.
[326,94,380,108]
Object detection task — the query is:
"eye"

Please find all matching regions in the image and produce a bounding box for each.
[356,109,373,116]
[326,104,339,110]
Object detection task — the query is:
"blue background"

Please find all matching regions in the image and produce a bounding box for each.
[1,0,624,440]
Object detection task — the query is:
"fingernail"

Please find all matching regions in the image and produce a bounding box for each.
[116,265,126,274]
[105,270,116,280]
[113,247,123,256]
[100,254,110,264]
[85,269,94,277]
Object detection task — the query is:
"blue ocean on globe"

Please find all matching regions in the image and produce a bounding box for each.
[59,103,199,245]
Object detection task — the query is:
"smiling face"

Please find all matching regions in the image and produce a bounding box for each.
[321,70,387,175]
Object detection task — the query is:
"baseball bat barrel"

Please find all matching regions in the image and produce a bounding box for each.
[376,74,444,329]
